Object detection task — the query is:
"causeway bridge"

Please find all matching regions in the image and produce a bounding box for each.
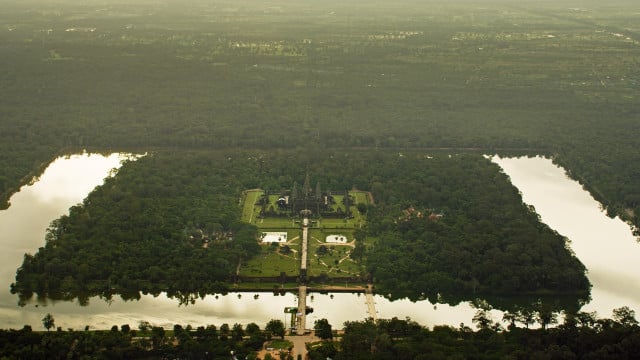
[291,214,377,334]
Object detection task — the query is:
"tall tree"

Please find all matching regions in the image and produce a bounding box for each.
[151,326,165,349]
[245,322,260,336]
[314,318,333,340]
[613,306,639,327]
[231,323,245,341]
[42,313,54,332]
[265,319,285,339]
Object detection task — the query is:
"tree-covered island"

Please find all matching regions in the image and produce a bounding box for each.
[11,150,590,314]
[2,0,640,356]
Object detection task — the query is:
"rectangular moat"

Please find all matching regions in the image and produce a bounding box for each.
[5,154,637,331]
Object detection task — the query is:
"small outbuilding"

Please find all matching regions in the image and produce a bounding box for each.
[325,235,348,244]
[261,232,288,243]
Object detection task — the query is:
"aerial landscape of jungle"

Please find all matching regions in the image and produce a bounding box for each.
[1,0,640,358]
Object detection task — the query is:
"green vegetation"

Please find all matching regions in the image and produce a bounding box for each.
[256,218,299,229]
[239,183,370,280]
[308,229,362,278]
[309,311,640,360]
[11,152,263,305]
[0,320,272,359]
[314,318,333,340]
[242,190,264,225]
[267,339,293,350]
[364,154,590,307]
[11,151,589,312]
[265,319,286,340]
[0,0,639,233]
[2,311,640,359]
[317,218,360,229]
[2,0,640,355]
[241,245,299,277]
[41,313,54,332]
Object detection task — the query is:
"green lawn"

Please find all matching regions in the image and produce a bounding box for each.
[268,339,293,350]
[231,282,298,290]
[352,191,371,205]
[257,217,299,229]
[307,230,363,277]
[240,245,299,277]
[319,218,358,229]
[241,190,263,224]
[329,195,346,213]
[312,249,362,277]
[240,189,368,279]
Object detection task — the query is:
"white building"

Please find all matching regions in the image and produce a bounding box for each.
[261,232,288,243]
[325,235,348,244]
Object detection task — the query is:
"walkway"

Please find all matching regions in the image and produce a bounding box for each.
[296,285,307,335]
[365,285,378,320]
[286,333,319,359]
[300,218,309,271]
[296,217,310,335]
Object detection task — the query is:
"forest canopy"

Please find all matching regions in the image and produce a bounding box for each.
[0,0,638,231]
[11,150,589,311]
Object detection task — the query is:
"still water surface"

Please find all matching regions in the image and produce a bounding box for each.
[492,156,640,316]
[0,154,637,329]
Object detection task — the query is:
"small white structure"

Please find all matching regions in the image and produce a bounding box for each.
[261,232,288,243]
[325,234,348,244]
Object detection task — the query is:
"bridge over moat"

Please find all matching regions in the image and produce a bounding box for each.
[240,182,376,335]
[290,213,377,334]
[296,216,310,335]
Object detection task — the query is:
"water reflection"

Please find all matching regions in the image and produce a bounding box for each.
[492,156,640,317]
[0,153,129,329]
[1,154,638,330]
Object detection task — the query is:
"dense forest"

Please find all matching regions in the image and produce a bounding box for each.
[2,310,640,359]
[11,152,263,305]
[363,155,590,304]
[0,0,639,232]
[310,310,640,360]
[0,317,276,360]
[11,151,589,311]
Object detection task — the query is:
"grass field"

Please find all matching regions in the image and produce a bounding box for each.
[256,217,300,229]
[268,339,293,350]
[239,187,369,280]
[231,282,298,290]
[240,245,300,277]
[241,190,263,224]
[309,250,362,277]
[319,218,360,229]
[307,230,363,277]
[352,191,371,205]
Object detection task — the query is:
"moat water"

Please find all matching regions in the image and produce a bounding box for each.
[0,154,637,330]
[492,156,640,315]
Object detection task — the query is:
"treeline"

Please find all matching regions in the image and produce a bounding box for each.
[310,309,640,360]
[0,0,639,230]
[13,150,588,309]
[11,152,263,305]
[2,309,640,359]
[364,155,591,307]
[0,318,285,360]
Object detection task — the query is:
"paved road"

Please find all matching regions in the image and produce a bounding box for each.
[286,333,319,359]
[300,217,309,271]
[365,285,378,320]
[296,285,307,335]
[294,217,310,335]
